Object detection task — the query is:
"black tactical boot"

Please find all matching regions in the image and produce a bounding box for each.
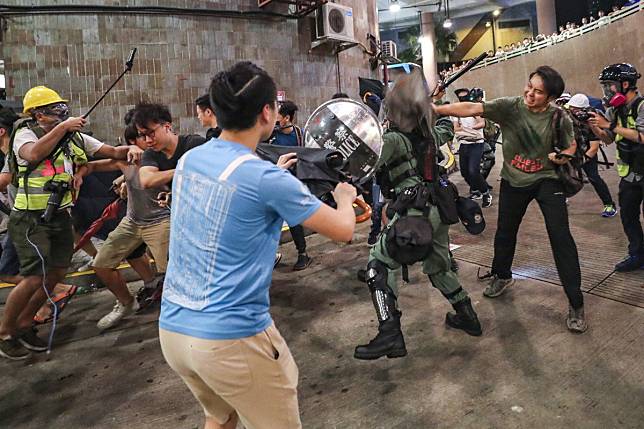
[445,297,482,336]
[354,311,407,360]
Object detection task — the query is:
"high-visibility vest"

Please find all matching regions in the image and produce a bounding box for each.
[9,120,87,211]
[614,97,644,177]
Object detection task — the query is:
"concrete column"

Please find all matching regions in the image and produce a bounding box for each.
[536,0,557,36]
[420,12,438,90]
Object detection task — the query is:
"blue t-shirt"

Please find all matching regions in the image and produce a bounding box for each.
[273,128,299,147]
[159,139,322,340]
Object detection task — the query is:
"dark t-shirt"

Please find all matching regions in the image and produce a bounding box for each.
[141,134,206,171]
[206,127,222,140]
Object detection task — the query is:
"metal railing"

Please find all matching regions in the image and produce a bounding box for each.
[451,2,643,74]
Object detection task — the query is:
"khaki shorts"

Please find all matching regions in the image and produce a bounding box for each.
[159,323,301,429]
[93,217,169,272]
[9,210,74,276]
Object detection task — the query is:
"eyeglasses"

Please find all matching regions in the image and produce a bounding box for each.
[137,124,166,139]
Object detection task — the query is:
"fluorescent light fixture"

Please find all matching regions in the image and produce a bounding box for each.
[493,9,501,17]
[443,18,453,28]
[389,0,401,12]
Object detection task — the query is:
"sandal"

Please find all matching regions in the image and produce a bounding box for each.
[33,285,78,325]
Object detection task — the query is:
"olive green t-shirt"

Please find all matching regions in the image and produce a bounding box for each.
[482,96,573,187]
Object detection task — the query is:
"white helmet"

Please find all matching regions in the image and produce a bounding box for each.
[567,93,590,109]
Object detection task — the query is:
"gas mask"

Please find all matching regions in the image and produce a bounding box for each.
[38,103,70,123]
[601,81,627,108]
[456,93,471,102]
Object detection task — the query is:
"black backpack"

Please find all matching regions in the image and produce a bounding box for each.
[552,108,584,197]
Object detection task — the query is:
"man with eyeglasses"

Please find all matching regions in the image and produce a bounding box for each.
[132,103,206,304]
[134,103,206,191]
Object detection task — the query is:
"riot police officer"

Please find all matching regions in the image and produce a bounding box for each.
[354,70,482,361]
[589,63,644,272]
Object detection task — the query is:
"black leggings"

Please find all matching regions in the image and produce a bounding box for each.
[492,179,583,309]
[289,225,307,254]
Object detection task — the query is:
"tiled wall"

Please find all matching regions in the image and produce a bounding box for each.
[455,11,643,101]
[1,0,378,142]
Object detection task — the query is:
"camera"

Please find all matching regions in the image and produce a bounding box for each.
[41,180,71,223]
[571,107,594,123]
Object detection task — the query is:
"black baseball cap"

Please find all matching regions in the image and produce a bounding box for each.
[456,197,485,235]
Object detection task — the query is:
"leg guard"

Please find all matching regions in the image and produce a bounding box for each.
[354,259,407,360]
[366,259,397,323]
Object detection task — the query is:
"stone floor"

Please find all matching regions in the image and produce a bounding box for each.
[1,150,643,428]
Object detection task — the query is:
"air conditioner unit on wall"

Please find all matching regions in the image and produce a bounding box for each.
[316,3,355,43]
[382,40,397,58]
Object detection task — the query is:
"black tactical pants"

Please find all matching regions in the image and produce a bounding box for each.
[618,177,644,256]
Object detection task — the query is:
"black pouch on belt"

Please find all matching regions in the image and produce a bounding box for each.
[429,177,459,225]
[385,184,434,266]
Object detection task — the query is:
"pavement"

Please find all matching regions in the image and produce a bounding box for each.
[1,149,643,429]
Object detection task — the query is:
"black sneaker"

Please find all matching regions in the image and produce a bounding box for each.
[0,337,32,360]
[615,254,644,272]
[293,253,312,271]
[482,192,493,208]
[17,328,48,352]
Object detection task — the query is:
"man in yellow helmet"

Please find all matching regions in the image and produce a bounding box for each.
[0,86,140,360]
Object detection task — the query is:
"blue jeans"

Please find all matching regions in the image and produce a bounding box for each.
[459,142,488,194]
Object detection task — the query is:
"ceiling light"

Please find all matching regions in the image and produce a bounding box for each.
[493,9,501,17]
[389,0,401,12]
[485,21,491,27]
[443,19,453,28]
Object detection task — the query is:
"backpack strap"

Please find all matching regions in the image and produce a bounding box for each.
[294,126,303,147]
[551,107,563,150]
[218,153,257,181]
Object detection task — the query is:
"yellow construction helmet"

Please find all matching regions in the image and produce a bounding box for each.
[22,86,68,114]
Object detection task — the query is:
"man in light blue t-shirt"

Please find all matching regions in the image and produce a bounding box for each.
[158,61,357,429]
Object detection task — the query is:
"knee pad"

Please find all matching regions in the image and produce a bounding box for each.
[366,259,390,294]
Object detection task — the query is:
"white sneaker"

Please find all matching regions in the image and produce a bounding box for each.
[97,299,139,330]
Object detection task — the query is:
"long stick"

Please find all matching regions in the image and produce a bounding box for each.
[83,48,137,118]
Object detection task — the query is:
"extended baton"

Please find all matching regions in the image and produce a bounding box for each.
[433,52,489,96]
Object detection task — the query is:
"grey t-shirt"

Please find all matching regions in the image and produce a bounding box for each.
[123,164,170,225]
[1,157,17,208]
